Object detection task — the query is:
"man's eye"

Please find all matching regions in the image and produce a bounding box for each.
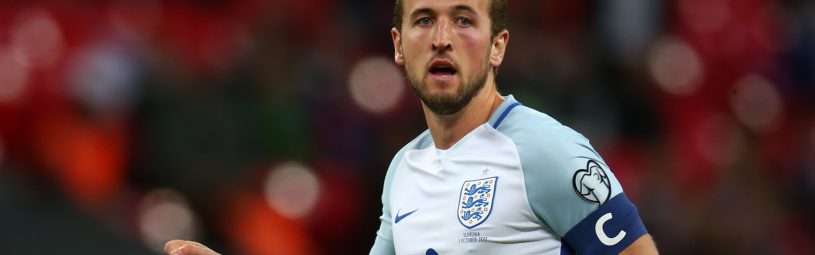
[416,17,432,26]
[455,17,472,26]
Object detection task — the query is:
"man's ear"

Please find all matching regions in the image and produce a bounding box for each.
[392,27,405,66]
[490,30,509,69]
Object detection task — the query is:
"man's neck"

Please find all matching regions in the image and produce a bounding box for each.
[423,82,504,150]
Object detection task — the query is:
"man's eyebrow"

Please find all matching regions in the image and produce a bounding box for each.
[451,5,478,15]
[408,5,478,20]
[409,8,434,20]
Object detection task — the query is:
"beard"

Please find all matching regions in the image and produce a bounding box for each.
[405,57,491,116]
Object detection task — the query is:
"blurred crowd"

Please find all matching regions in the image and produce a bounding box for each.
[0,0,814,254]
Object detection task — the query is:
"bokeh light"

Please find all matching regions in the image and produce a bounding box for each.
[648,36,705,95]
[264,161,321,219]
[68,43,138,117]
[0,47,29,103]
[11,8,64,68]
[348,56,405,114]
[729,74,784,133]
[138,189,199,253]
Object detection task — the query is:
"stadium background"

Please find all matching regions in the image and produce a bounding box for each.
[0,0,813,254]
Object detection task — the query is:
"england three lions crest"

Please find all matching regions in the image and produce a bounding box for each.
[458,176,498,229]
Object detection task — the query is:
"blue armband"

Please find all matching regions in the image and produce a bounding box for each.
[561,194,647,255]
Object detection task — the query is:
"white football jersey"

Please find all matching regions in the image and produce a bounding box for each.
[370,95,647,255]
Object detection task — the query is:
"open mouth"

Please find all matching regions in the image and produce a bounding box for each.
[429,66,457,75]
[429,60,457,76]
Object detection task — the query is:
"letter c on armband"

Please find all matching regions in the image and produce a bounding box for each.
[595,212,626,246]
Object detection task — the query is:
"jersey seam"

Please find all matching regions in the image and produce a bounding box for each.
[489,124,549,230]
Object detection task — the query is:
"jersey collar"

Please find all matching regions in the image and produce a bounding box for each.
[487,95,522,129]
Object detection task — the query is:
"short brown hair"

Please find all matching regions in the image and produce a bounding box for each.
[393,0,507,37]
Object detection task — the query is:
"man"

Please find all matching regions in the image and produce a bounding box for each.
[165,0,658,254]
[369,0,658,254]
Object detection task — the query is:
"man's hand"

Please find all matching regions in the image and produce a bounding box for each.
[164,240,220,255]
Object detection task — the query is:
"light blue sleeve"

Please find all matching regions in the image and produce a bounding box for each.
[495,106,624,230]
[497,105,646,254]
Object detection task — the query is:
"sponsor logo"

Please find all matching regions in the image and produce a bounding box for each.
[395,208,418,224]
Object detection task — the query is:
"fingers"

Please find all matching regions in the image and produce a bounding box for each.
[164,240,185,254]
[164,240,220,255]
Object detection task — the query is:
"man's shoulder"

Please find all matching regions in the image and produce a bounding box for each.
[495,104,590,156]
[389,129,433,165]
[379,130,434,205]
[400,129,433,153]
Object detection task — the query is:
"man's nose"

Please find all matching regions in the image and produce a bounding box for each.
[431,19,452,51]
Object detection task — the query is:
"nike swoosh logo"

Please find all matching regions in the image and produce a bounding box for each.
[394,208,419,224]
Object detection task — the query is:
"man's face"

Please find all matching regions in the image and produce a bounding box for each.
[392,0,503,115]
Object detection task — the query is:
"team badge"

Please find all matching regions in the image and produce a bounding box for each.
[458,176,498,229]
[573,160,611,205]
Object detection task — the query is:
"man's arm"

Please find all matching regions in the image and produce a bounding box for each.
[369,163,398,255]
[620,234,658,255]
[369,141,418,255]
[500,105,656,254]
